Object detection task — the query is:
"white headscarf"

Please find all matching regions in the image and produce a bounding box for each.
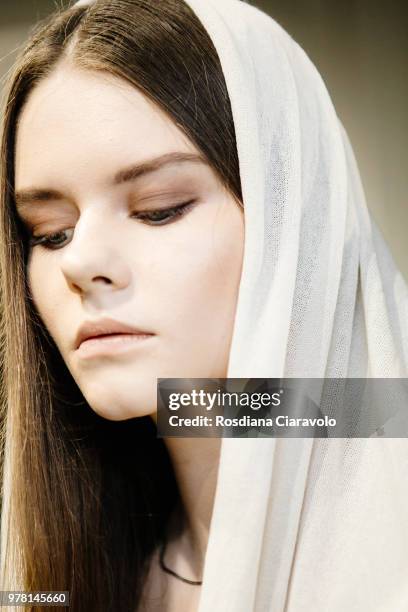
[177,1,408,611]
[69,0,408,609]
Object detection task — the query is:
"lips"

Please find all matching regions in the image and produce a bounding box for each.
[74,318,154,349]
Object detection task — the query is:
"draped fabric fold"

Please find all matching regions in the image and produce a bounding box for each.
[182,1,408,610]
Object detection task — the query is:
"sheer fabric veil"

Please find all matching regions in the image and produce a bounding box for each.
[180,1,408,611]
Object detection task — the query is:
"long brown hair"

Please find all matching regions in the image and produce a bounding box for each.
[0,1,241,610]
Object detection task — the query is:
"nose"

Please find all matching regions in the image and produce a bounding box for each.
[59,212,132,297]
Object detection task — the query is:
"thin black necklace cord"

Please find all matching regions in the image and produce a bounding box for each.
[159,538,203,586]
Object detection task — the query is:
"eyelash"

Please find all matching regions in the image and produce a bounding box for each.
[28,199,197,251]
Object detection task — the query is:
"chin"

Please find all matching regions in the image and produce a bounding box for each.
[80,384,156,422]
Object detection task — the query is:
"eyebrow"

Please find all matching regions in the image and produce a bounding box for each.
[14,151,206,211]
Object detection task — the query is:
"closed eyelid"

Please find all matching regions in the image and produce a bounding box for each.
[129,189,199,206]
[16,182,201,218]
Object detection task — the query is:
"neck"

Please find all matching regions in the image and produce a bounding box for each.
[151,414,222,579]
[166,436,221,553]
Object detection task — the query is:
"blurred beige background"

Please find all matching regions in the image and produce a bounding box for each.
[1,0,407,280]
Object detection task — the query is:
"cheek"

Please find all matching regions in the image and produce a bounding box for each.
[27,253,63,340]
[148,203,244,339]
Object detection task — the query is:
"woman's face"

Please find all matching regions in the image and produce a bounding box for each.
[14,65,244,421]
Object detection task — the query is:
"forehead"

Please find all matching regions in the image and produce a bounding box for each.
[15,64,195,190]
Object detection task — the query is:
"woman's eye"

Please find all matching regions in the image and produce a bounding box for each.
[27,200,197,251]
[29,228,74,251]
[131,199,197,225]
